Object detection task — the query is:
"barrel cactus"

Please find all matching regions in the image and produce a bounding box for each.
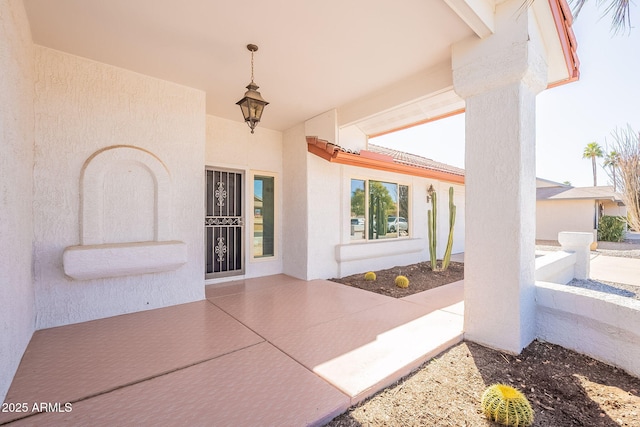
[364,271,376,281]
[395,275,409,288]
[481,384,534,427]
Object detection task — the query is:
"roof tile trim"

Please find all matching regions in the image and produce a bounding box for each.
[306,136,465,184]
[548,0,580,86]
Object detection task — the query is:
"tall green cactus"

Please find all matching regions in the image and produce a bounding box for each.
[427,186,456,271]
[427,192,437,269]
[442,187,457,270]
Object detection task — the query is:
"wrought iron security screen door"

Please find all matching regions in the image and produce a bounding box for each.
[205,168,244,278]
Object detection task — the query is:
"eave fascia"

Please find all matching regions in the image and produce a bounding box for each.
[547,0,580,87]
[307,137,465,185]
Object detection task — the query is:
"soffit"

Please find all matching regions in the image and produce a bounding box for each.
[24,0,474,132]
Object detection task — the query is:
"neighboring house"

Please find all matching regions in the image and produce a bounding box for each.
[536,178,626,241]
[1,0,579,402]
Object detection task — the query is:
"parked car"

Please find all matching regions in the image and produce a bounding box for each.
[387,216,408,233]
[350,217,365,233]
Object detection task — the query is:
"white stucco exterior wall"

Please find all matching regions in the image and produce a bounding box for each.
[205,115,284,280]
[332,165,465,278]
[536,199,595,241]
[0,0,35,403]
[537,282,640,379]
[282,124,309,279]
[454,0,548,353]
[33,47,206,329]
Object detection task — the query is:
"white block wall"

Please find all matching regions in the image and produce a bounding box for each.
[0,0,36,403]
[537,282,640,378]
[33,47,206,328]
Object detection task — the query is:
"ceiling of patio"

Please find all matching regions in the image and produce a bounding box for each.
[23,0,475,133]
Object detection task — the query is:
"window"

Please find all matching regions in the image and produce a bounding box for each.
[253,175,275,257]
[350,179,409,241]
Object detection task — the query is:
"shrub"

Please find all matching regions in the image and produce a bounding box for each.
[598,215,627,242]
[364,271,376,281]
[395,275,409,288]
[481,384,534,427]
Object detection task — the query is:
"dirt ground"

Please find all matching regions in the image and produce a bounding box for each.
[330,261,464,298]
[328,340,640,427]
[328,259,640,426]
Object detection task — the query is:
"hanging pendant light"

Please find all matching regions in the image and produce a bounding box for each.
[236,44,269,134]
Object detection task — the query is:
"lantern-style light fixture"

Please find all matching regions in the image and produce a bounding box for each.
[236,44,269,134]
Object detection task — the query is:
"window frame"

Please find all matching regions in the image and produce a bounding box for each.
[250,170,278,261]
[349,176,411,242]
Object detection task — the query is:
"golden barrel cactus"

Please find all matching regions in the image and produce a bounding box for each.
[481,384,534,427]
[394,275,409,288]
[364,271,376,281]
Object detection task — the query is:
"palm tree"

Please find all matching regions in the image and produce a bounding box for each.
[569,0,632,34]
[521,1,632,33]
[583,142,604,186]
[603,150,620,191]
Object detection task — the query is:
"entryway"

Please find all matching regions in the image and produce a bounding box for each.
[205,167,244,279]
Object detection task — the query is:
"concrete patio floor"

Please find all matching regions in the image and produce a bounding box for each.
[0,275,463,426]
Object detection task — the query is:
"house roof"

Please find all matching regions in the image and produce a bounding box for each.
[307,137,464,184]
[367,144,465,177]
[537,185,624,203]
[23,0,579,136]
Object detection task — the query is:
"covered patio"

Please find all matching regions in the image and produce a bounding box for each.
[2,0,580,419]
[1,276,463,426]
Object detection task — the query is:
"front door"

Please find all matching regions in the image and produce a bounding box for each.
[205,168,244,279]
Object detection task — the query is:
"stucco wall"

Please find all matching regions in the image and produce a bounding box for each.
[306,151,342,279]
[282,124,309,279]
[602,200,626,218]
[335,165,465,278]
[33,47,206,329]
[537,282,640,378]
[205,115,284,281]
[0,0,35,403]
[536,199,595,241]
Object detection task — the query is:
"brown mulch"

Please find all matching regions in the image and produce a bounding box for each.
[328,340,640,427]
[330,261,464,298]
[327,261,640,426]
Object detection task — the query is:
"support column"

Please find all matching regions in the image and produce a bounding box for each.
[453,0,548,353]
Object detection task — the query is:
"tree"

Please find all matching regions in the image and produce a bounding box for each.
[603,150,621,191]
[351,188,365,217]
[570,0,632,34]
[562,181,572,186]
[604,125,640,231]
[583,142,604,186]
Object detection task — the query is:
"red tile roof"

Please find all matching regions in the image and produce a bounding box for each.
[306,136,464,184]
[367,143,465,177]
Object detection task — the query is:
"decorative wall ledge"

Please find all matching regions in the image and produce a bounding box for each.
[335,238,424,263]
[63,241,187,280]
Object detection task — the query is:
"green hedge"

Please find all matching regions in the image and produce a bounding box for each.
[597,216,627,242]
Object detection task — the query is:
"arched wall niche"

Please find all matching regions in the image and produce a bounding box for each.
[64,145,186,280]
[80,145,171,245]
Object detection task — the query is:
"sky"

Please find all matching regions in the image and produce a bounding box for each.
[373,1,640,188]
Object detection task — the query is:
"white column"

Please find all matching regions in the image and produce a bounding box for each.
[453,0,548,353]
